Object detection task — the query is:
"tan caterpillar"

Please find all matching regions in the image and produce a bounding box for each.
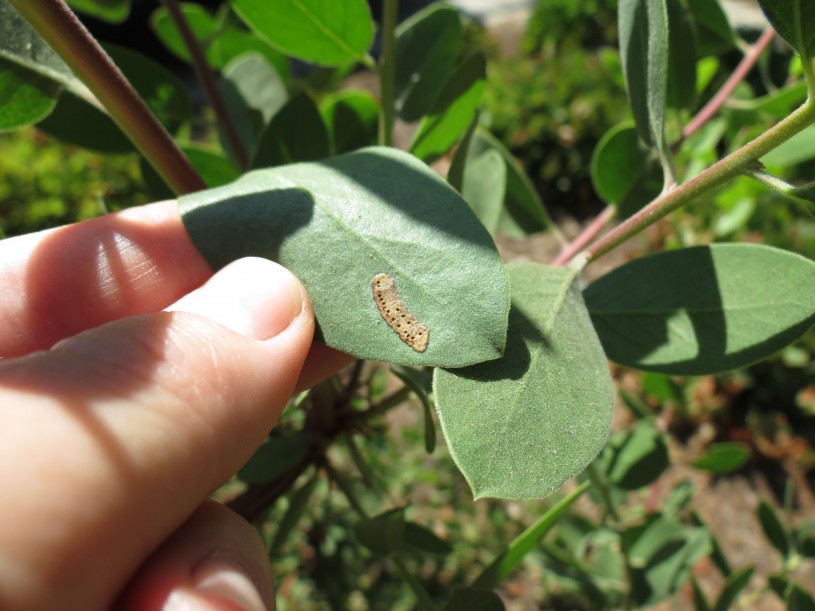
[371,273,429,352]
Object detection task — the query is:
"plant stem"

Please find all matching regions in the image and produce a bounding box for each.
[682,28,775,141]
[161,0,250,171]
[378,0,399,146]
[586,463,620,522]
[351,385,412,422]
[552,205,616,266]
[583,99,815,264]
[10,0,205,195]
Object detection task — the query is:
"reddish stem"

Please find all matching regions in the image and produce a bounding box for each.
[552,205,616,266]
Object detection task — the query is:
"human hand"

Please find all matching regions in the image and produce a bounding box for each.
[0,201,352,610]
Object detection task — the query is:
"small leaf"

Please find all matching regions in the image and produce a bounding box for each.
[395,3,463,122]
[694,442,750,474]
[618,0,673,175]
[758,0,815,59]
[67,0,130,23]
[433,263,613,500]
[444,588,505,611]
[223,52,287,126]
[601,421,669,490]
[590,122,663,218]
[465,130,556,237]
[474,481,590,588]
[411,53,486,164]
[447,113,478,193]
[0,56,59,130]
[769,575,815,609]
[758,500,791,559]
[270,473,319,555]
[354,508,404,554]
[232,0,374,66]
[180,147,510,368]
[692,578,712,611]
[462,148,506,235]
[666,0,698,110]
[403,522,452,556]
[686,0,735,57]
[320,89,379,155]
[712,566,755,611]
[238,435,309,483]
[584,244,815,375]
[252,92,330,168]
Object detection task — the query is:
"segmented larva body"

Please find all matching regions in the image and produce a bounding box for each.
[371,273,429,352]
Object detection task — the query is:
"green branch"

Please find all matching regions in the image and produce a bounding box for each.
[11,0,205,195]
[584,99,815,264]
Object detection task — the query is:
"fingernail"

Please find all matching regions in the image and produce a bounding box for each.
[190,558,268,611]
[167,258,305,340]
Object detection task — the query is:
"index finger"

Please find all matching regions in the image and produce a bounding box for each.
[0,201,211,357]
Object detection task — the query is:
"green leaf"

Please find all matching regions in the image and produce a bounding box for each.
[403,522,452,556]
[151,4,289,78]
[232,0,374,66]
[694,442,750,474]
[270,473,319,555]
[0,56,59,130]
[692,578,712,611]
[762,123,815,166]
[67,0,130,23]
[601,421,669,490]
[223,52,287,126]
[395,2,463,122]
[666,0,697,110]
[625,518,711,607]
[690,512,733,576]
[712,566,755,611]
[465,130,556,237]
[462,148,506,236]
[590,122,663,218]
[686,0,735,57]
[238,435,309,483]
[759,0,815,58]
[433,263,613,500]
[444,588,506,611]
[320,89,379,155]
[354,508,405,554]
[391,365,436,454]
[618,0,672,175]
[584,244,815,375]
[0,0,88,97]
[769,575,815,609]
[447,113,477,193]
[252,92,330,168]
[758,500,791,559]
[411,53,486,164]
[38,44,190,153]
[180,146,510,367]
[474,481,591,588]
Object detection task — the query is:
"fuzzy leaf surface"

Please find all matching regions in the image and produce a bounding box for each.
[433,262,613,500]
[180,147,510,367]
[585,244,815,375]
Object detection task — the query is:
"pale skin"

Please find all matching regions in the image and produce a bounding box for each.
[0,201,352,611]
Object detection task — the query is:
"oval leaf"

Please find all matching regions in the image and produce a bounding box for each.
[0,56,59,130]
[584,244,815,375]
[67,0,130,23]
[180,147,510,368]
[395,3,463,122]
[759,0,815,58]
[758,500,791,559]
[694,442,749,474]
[238,435,309,483]
[232,0,374,66]
[433,262,614,500]
[252,92,330,168]
[320,89,379,155]
[410,53,486,164]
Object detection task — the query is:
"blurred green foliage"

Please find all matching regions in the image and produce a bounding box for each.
[0,127,147,237]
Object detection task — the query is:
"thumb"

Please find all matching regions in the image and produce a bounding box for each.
[0,258,312,610]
